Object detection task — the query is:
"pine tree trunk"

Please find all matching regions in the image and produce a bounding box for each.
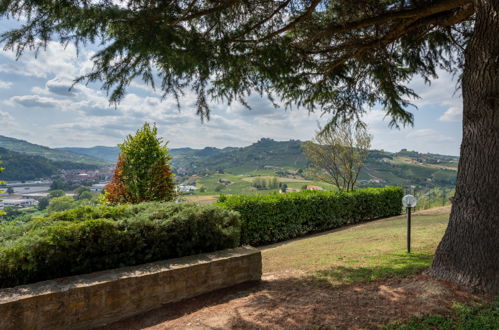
[427,0,499,293]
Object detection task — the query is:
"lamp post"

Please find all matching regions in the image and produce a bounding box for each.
[402,194,417,253]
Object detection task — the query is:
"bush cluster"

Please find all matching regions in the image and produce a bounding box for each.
[218,187,403,246]
[0,187,401,288]
[0,202,240,288]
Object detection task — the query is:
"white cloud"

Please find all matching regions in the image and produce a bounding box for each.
[410,70,462,109]
[0,41,92,79]
[439,107,462,122]
[8,95,61,108]
[406,129,454,142]
[45,77,79,96]
[0,80,12,89]
[0,110,14,121]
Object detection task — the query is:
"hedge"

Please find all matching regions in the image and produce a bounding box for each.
[0,187,403,288]
[217,187,403,246]
[0,202,240,288]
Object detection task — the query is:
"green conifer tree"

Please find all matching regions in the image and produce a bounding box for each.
[105,123,176,203]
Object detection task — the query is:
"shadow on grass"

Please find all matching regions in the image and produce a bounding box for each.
[309,252,434,286]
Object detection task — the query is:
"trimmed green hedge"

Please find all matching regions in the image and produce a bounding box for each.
[217,187,403,246]
[0,202,240,288]
[0,187,402,288]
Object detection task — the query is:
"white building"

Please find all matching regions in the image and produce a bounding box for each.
[2,198,38,208]
[178,185,197,192]
[91,183,108,192]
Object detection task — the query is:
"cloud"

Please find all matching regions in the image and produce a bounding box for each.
[8,95,59,108]
[46,78,78,96]
[406,129,454,143]
[225,95,286,118]
[439,107,462,122]
[0,41,92,79]
[0,110,14,121]
[410,70,462,109]
[0,80,12,89]
[0,110,29,138]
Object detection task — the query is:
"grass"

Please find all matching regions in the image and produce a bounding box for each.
[385,298,499,330]
[261,207,499,328]
[187,172,336,196]
[261,208,451,285]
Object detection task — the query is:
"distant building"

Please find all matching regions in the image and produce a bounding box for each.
[2,198,38,208]
[178,185,197,192]
[21,193,49,200]
[90,183,108,192]
[21,193,75,200]
[306,185,324,191]
[280,188,299,193]
[368,178,385,184]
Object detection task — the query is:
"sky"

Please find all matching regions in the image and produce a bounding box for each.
[0,25,463,156]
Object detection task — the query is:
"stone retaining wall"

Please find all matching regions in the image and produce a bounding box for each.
[0,246,262,330]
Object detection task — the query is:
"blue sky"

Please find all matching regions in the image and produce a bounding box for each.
[0,24,463,155]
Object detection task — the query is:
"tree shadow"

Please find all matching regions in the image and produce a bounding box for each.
[96,252,480,330]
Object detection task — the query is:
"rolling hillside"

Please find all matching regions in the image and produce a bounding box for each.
[0,147,99,181]
[61,137,458,188]
[57,146,120,163]
[56,146,196,163]
[0,135,109,166]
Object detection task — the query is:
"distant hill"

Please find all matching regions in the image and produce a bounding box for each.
[169,138,458,188]
[56,146,198,163]
[0,147,99,181]
[0,135,108,166]
[57,146,120,163]
[43,137,459,188]
[171,138,307,172]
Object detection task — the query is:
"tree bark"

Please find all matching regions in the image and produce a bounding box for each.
[428,0,499,293]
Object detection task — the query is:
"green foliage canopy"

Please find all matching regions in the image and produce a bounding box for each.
[0,0,474,126]
[47,196,77,213]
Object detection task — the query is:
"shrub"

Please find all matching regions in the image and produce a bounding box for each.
[217,187,403,245]
[47,196,77,214]
[0,202,240,288]
[48,190,65,198]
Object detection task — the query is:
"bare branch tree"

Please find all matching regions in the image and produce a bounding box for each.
[303,123,372,192]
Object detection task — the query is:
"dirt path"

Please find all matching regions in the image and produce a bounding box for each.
[100,273,483,329]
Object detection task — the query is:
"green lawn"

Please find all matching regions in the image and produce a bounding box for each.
[262,208,451,285]
[261,207,498,328]
[386,299,499,330]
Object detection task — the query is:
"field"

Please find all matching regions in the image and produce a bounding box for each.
[103,206,496,329]
[181,170,336,197]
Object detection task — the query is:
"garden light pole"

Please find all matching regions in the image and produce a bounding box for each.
[402,194,417,253]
